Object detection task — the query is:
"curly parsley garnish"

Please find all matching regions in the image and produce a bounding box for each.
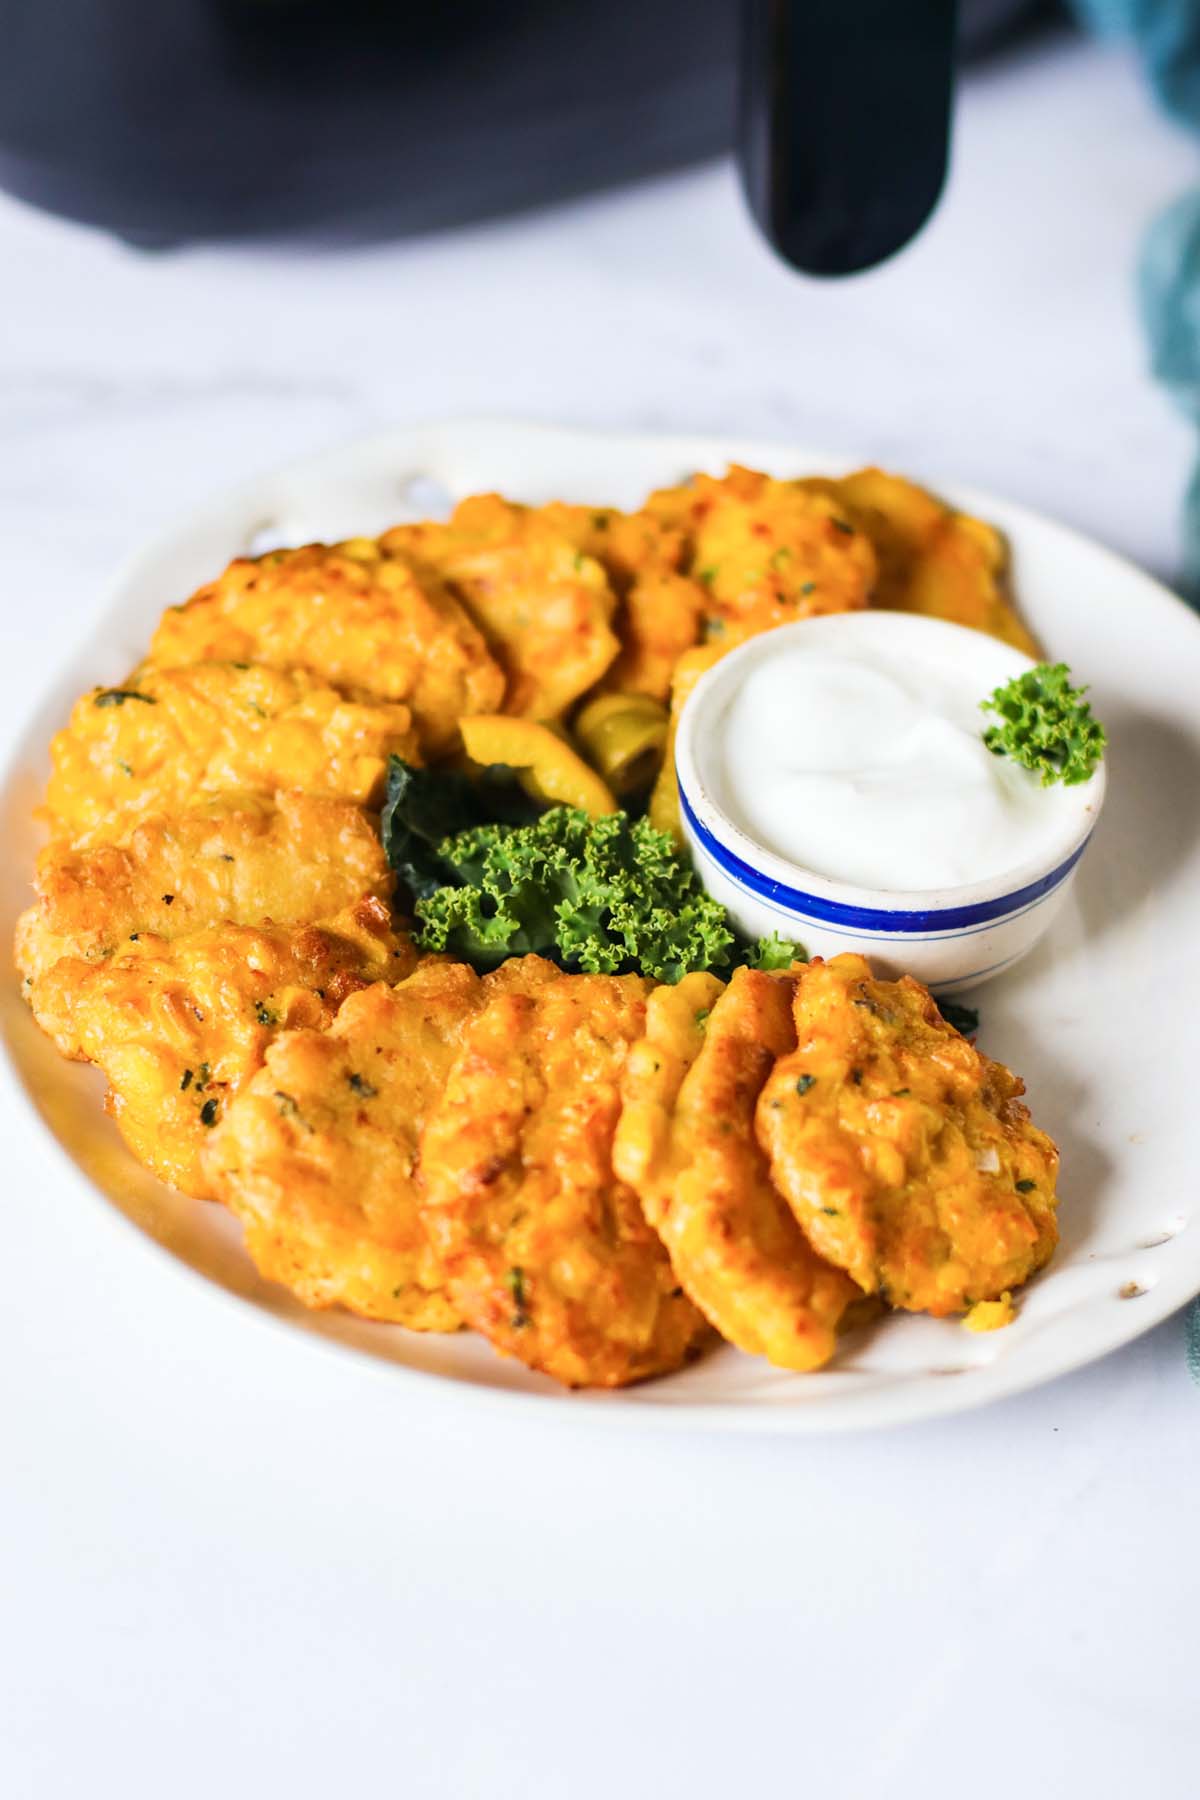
[415,808,748,982]
[749,933,803,972]
[382,759,801,983]
[980,662,1106,787]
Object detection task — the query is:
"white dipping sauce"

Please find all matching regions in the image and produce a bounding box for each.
[710,638,1082,892]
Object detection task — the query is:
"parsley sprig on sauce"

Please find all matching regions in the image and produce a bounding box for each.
[980,662,1106,787]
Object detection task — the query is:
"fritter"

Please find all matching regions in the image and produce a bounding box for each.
[571,691,668,802]
[147,537,504,756]
[756,953,1059,1314]
[803,467,1039,655]
[29,896,413,1197]
[384,494,619,718]
[614,969,858,1372]
[537,502,706,703]
[16,791,392,985]
[204,958,500,1329]
[418,958,709,1387]
[43,660,420,844]
[646,464,876,645]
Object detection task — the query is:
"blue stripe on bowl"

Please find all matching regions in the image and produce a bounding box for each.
[720,887,1055,945]
[678,782,1091,933]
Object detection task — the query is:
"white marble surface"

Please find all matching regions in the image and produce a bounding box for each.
[3,31,1199,1800]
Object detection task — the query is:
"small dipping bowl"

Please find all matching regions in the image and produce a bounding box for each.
[675,613,1107,993]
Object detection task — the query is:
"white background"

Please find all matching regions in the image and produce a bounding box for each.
[3,32,1199,1799]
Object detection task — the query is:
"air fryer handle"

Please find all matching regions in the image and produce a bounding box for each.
[739,0,958,277]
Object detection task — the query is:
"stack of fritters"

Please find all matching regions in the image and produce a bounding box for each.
[17,464,1054,1388]
[197,947,1056,1386]
[207,955,712,1384]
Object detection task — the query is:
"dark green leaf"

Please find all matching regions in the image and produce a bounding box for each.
[380,756,538,902]
[938,1000,979,1036]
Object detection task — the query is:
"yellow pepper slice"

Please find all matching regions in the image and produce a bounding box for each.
[573,692,669,798]
[459,715,618,818]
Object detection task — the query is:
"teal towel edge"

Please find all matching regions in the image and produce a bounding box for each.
[1187,1297,1200,1381]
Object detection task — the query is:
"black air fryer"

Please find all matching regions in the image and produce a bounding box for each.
[0,1,1049,275]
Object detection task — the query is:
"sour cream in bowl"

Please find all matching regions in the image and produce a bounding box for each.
[674,612,1107,992]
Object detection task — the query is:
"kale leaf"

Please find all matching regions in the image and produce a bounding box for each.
[380,762,802,983]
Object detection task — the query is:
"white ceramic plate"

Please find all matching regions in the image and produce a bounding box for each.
[4,418,1198,1433]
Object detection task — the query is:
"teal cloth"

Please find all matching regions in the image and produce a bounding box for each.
[1071,1,1200,123]
[1069,5,1200,1369]
[1140,190,1200,597]
[1070,0,1200,599]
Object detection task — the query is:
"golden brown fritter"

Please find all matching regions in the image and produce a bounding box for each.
[384,494,619,719]
[43,661,420,844]
[29,897,414,1197]
[204,959,499,1329]
[603,566,707,705]
[803,467,1039,655]
[756,953,1059,1315]
[646,464,876,646]
[147,537,504,756]
[16,792,392,985]
[418,959,710,1387]
[614,969,858,1372]
[537,502,706,703]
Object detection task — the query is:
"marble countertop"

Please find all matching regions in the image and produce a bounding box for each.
[3,31,1198,1800]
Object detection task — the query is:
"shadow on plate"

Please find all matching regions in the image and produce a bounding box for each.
[1077,707,1200,946]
